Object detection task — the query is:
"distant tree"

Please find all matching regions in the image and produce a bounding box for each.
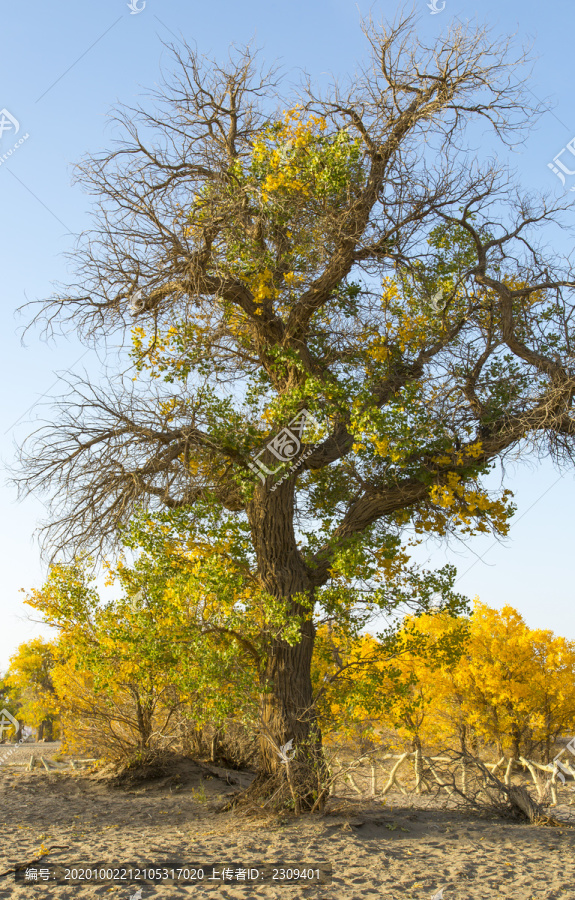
[447,602,575,761]
[319,603,575,764]
[6,638,59,741]
[17,16,575,806]
[313,605,469,754]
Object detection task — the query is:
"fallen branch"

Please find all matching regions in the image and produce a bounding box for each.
[423,756,456,798]
[381,752,410,796]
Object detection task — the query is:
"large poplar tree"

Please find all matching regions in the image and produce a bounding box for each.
[18,18,575,806]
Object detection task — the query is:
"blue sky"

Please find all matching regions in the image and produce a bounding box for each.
[1,0,575,669]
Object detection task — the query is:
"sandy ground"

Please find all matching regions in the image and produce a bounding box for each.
[1,742,575,899]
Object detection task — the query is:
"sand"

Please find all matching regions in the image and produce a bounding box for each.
[1,742,574,899]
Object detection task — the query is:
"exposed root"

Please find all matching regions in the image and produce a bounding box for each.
[221,763,328,815]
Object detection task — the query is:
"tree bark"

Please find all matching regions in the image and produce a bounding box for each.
[511,724,521,761]
[248,480,325,808]
[191,726,204,757]
[260,618,318,753]
[413,737,424,794]
[134,693,153,749]
[210,728,222,763]
[508,785,546,824]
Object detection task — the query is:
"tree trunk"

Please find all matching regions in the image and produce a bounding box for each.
[191,726,204,757]
[41,719,53,742]
[508,785,546,824]
[248,480,326,810]
[259,617,321,778]
[134,693,153,749]
[511,725,521,761]
[413,737,424,794]
[210,727,222,763]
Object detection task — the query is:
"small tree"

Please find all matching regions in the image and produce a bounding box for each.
[6,638,59,741]
[25,545,260,761]
[17,17,575,805]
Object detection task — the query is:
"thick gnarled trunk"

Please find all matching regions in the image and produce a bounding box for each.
[248,481,326,809]
[260,617,318,753]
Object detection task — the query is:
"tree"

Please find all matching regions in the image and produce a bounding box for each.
[16,16,575,806]
[322,602,575,764]
[24,550,259,760]
[5,638,59,741]
[312,607,469,755]
[369,611,470,756]
[447,602,575,761]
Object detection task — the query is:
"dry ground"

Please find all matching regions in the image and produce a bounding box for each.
[1,742,574,899]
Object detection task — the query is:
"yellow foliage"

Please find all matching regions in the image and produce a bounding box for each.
[314,602,575,759]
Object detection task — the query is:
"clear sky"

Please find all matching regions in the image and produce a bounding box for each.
[1,0,575,670]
